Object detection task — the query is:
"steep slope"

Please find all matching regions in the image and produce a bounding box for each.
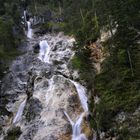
[0,31,93,140]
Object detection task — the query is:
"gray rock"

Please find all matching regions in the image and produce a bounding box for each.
[24,98,43,122]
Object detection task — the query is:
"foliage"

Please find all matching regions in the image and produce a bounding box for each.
[62,0,100,47]
[71,49,95,88]
[0,0,22,78]
[92,0,140,138]
[0,0,22,59]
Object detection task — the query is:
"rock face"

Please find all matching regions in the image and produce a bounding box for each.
[0,33,92,140]
[87,41,104,74]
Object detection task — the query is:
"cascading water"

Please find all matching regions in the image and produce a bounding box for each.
[23,10,33,39]
[70,80,88,112]
[64,111,74,126]
[13,98,27,124]
[64,80,88,140]
[38,37,89,140]
[38,40,51,63]
[64,111,87,140]
[27,21,32,39]
[0,11,93,138]
[72,113,87,140]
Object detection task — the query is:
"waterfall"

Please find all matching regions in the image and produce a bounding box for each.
[64,111,74,126]
[72,113,85,138]
[13,98,27,124]
[70,80,88,139]
[64,80,89,140]
[92,135,97,140]
[23,10,33,39]
[64,112,87,140]
[1,15,92,137]
[70,80,88,112]
[27,21,32,39]
[38,40,51,63]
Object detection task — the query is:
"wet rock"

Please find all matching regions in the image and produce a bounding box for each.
[0,33,92,140]
[82,118,93,139]
[53,60,64,65]
[42,135,58,140]
[33,43,40,53]
[25,98,43,122]
[19,123,41,140]
[34,28,48,36]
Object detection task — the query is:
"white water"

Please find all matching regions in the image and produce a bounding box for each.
[72,113,85,139]
[64,112,87,140]
[27,21,32,39]
[64,111,74,126]
[38,40,51,63]
[24,10,33,39]
[70,80,88,112]
[92,135,97,140]
[13,98,26,124]
[75,134,87,140]
[64,80,89,140]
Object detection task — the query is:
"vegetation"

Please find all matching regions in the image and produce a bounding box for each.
[0,0,23,78]
[0,0,22,58]
[71,49,95,89]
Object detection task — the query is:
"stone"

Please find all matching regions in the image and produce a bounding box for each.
[33,43,40,53]
[0,33,92,140]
